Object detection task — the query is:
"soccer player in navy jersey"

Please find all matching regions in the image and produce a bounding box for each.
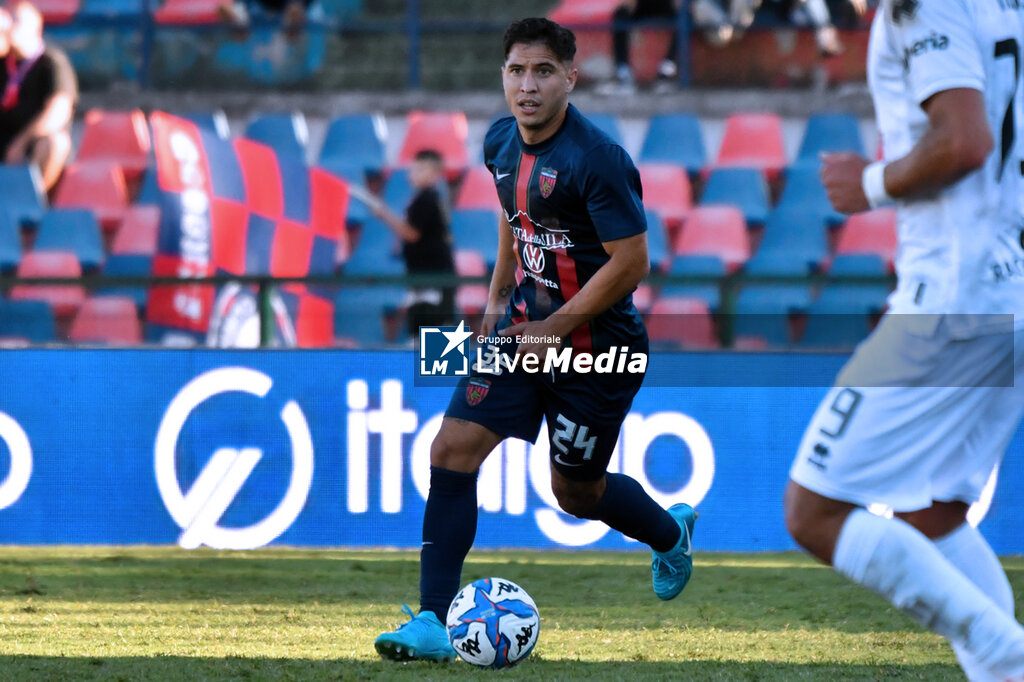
[374,17,697,663]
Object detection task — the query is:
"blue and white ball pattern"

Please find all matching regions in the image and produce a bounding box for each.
[446,577,540,668]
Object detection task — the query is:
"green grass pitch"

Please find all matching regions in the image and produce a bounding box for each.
[1,547,1020,680]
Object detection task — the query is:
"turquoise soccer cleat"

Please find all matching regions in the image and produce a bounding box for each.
[652,503,698,601]
[374,605,457,662]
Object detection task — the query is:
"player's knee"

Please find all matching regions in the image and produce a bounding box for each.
[551,478,602,518]
[783,481,817,550]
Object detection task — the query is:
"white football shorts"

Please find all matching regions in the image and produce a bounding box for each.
[790,314,1024,512]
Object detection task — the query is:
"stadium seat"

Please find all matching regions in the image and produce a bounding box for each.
[153,0,222,24]
[111,205,160,256]
[450,209,500,265]
[33,208,105,270]
[796,112,865,164]
[699,168,770,225]
[244,112,310,164]
[639,113,706,175]
[776,165,845,226]
[9,250,86,318]
[53,162,129,234]
[836,208,898,268]
[398,111,469,179]
[744,205,828,276]
[632,283,652,314]
[334,285,407,347]
[69,296,142,345]
[181,110,231,139]
[638,163,692,234]
[32,0,80,23]
[673,205,749,271]
[343,217,405,277]
[454,166,501,211]
[99,254,153,312]
[799,282,891,349]
[0,164,47,228]
[662,255,727,310]
[76,109,152,179]
[713,112,787,180]
[587,113,624,146]
[79,0,143,18]
[647,296,717,350]
[828,253,888,276]
[0,299,56,343]
[645,209,670,272]
[0,208,22,273]
[319,113,387,175]
[454,248,489,315]
[733,284,812,347]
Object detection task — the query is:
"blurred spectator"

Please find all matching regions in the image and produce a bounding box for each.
[364,149,457,335]
[218,0,312,33]
[751,0,868,55]
[0,1,76,192]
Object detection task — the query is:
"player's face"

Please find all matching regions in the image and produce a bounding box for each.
[502,42,577,144]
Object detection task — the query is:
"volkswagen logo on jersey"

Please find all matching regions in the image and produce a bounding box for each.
[539,167,558,198]
[523,243,545,274]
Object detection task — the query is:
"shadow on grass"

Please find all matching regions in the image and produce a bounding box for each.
[0,655,966,681]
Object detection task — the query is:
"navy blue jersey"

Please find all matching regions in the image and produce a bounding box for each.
[484,104,647,352]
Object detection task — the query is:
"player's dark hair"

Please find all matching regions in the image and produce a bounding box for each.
[413,149,443,164]
[503,17,576,64]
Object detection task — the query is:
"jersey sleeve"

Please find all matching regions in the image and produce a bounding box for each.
[888,0,983,105]
[483,116,515,174]
[580,143,646,243]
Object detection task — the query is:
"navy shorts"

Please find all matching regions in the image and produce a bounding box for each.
[446,340,647,481]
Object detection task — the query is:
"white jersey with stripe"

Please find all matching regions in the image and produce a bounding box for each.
[868,0,1024,335]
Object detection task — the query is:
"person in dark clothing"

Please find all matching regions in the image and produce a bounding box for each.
[0,1,77,191]
[367,149,457,334]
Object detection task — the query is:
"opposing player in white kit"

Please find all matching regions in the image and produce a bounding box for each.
[784,1,1024,680]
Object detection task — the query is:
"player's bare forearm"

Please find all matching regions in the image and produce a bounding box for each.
[885,88,992,198]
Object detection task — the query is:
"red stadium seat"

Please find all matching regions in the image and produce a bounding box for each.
[153,0,221,23]
[674,205,749,271]
[32,0,80,24]
[398,111,469,180]
[632,283,652,314]
[111,205,161,255]
[455,166,501,211]
[647,296,717,349]
[713,113,787,181]
[53,162,129,234]
[454,248,488,315]
[76,109,152,179]
[9,250,85,318]
[69,296,142,344]
[836,208,898,269]
[638,163,692,237]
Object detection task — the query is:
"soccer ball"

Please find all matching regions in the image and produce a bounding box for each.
[446,577,540,668]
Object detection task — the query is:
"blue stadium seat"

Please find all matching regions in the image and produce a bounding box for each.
[733,284,811,346]
[797,112,865,164]
[450,209,499,264]
[137,168,160,205]
[182,110,231,139]
[639,113,706,174]
[78,0,143,18]
[0,208,22,273]
[776,165,845,226]
[0,164,47,228]
[99,254,153,312]
[34,209,105,270]
[744,206,827,276]
[244,112,309,163]
[828,253,888,276]
[334,285,407,347]
[319,113,387,175]
[586,113,624,146]
[799,282,891,349]
[662,255,726,310]
[0,299,56,343]
[700,168,770,225]
[645,209,669,271]
[343,217,405,277]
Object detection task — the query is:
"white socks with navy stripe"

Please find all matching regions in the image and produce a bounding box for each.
[833,509,1024,681]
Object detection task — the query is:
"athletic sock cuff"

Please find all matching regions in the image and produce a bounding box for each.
[429,466,478,495]
[833,509,888,584]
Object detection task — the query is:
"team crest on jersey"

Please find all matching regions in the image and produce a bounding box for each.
[891,0,918,24]
[539,167,558,198]
[523,243,545,273]
[466,378,491,406]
